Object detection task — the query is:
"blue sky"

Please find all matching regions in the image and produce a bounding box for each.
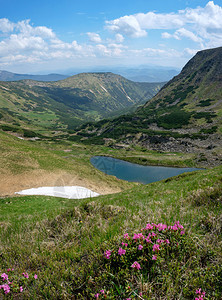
[0,0,222,73]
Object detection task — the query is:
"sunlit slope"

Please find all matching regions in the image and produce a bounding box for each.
[0,131,134,196]
[0,73,163,132]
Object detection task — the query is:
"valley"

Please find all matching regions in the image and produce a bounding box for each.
[0,47,222,299]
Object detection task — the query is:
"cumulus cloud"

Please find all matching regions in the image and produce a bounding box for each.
[0,18,85,67]
[87,32,102,43]
[162,28,203,43]
[106,1,222,48]
[0,18,14,32]
[115,33,124,43]
[106,15,147,38]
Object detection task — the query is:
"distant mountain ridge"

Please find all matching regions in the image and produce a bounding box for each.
[0,70,69,82]
[66,66,180,83]
[0,72,164,132]
[0,67,180,83]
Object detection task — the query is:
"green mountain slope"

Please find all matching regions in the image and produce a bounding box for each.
[0,72,163,133]
[74,47,222,166]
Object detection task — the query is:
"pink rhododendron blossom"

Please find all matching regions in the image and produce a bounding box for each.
[123,233,130,239]
[0,284,10,294]
[145,237,151,243]
[152,255,157,260]
[145,223,154,230]
[180,230,185,235]
[22,272,29,279]
[138,245,143,250]
[104,250,112,259]
[131,261,141,270]
[100,289,105,294]
[121,242,128,247]
[1,273,8,281]
[153,244,160,252]
[34,274,38,279]
[133,233,144,240]
[156,239,164,244]
[20,286,23,292]
[165,239,170,244]
[118,247,126,256]
[156,223,168,231]
[95,293,100,298]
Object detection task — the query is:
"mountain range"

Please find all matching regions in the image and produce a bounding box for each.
[66,66,180,83]
[75,47,222,165]
[0,72,163,133]
[0,66,179,83]
[0,70,68,82]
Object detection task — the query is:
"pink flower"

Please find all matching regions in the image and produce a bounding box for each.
[104,250,112,259]
[196,288,202,295]
[133,233,144,240]
[145,237,151,243]
[152,255,157,260]
[95,293,100,299]
[145,223,153,230]
[153,244,160,252]
[123,233,130,239]
[138,245,143,250]
[180,230,185,235]
[0,284,10,294]
[165,239,170,244]
[131,261,141,270]
[156,239,164,244]
[20,286,23,292]
[118,248,126,256]
[22,272,29,279]
[156,223,168,231]
[1,273,8,281]
[100,289,105,294]
[121,242,128,247]
[7,269,11,272]
[34,274,38,279]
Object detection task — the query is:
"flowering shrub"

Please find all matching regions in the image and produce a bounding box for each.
[195,288,206,300]
[92,221,209,299]
[0,268,38,296]
[103,221,185,272]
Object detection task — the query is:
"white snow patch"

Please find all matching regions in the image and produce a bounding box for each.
[15,186,100,199]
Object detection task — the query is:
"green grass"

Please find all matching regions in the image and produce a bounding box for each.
[0,164,221,299]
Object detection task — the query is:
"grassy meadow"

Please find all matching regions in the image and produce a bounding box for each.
[0,131,221,299]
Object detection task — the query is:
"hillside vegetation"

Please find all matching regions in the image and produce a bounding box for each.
[0,157,221,298]
[75,47,222,167]
[0,73,163,133]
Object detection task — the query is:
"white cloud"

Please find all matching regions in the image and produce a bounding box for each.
[1,2,221,72]
[184,48,199,56]
[162,32,172,39]
[106,15,147,38]
[163,28,203,43]
[16,20,55,39]
[0,18,14,33]
[87,32,102,43]
[106,1,222,48]
[115,33,124,43]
